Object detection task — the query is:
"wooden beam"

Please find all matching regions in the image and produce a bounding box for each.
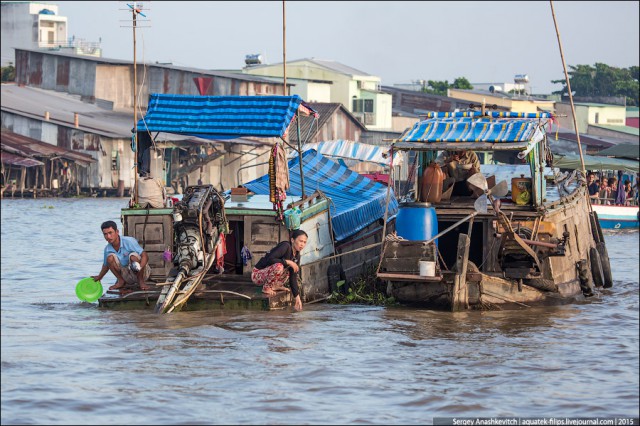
[452,233,471,311]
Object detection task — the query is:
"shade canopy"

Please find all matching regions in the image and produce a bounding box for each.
[137,94,317,139]
[299,140,405,166]
[553,153,639,173]
[398,116,549,145]
[242,149,398,242]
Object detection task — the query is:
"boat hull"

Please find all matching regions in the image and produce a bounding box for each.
[592,204,639,229]
[99,193,392,311]
[381,185,602,311]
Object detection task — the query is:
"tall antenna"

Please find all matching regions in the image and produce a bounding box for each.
[120,2,151,204]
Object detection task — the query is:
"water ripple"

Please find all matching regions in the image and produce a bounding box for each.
[1,198,638,424]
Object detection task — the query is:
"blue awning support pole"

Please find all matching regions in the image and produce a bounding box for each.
[296,110,306,199]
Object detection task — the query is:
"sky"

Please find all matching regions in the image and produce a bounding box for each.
[53,1,639,94]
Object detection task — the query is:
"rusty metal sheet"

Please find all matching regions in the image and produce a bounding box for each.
[1,151,44,167]
[1,130,96,166]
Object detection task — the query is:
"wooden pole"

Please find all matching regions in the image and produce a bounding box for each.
[282,0,287,95]
[132,4,139,204]
[550,1,586,176]
[295,111,305,198]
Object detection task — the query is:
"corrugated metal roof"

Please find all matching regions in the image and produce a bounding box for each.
[589,124,640,136]
[247,58,372,77]
[17,48,288,85]
[0,84,217,146]
[1,130,96,166]
[0,151,44,167]
[305,58,372,77]
[1,83,133,138]
[289,103,366,144]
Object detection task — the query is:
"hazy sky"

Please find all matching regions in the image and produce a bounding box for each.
[54,1,639,94]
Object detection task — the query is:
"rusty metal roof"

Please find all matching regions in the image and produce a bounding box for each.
[0,151,44,167]
[1,130,96,166]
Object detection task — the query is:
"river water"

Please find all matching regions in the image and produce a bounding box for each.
[1,198,638,425]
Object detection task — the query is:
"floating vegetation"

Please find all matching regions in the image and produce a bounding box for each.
[328,265,396,306]
[42,205,54,209]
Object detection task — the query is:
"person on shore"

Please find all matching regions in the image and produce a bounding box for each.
[251,229,308,311]
[587,173,600,203]
[598,180,611,205]
[92,220,152,293]
[624,180,635,206]
[608,177,620,205]
[436,149,481,196]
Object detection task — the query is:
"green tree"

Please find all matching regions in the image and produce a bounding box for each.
[452,77,473,90]
[552,63,639,106]
[421,77,474,96]
[1,63,15,82]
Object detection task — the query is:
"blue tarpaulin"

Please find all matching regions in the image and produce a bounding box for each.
[137,94,316,139]
[399,117,548,143]
[242,150,398,242]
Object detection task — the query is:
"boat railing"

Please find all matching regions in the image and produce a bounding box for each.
[592,197,638,206]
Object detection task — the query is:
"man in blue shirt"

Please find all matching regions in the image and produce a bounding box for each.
[92,220,152,292]
[587,172,600,203]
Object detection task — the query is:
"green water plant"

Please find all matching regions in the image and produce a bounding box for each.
[328,265,396,306]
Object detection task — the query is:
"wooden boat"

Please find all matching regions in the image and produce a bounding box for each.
[377,110,614,311]
[98,95,396,312]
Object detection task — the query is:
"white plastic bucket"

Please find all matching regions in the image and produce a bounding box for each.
[419,260,436,277]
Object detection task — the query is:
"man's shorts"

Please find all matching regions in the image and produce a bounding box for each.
[107,253,151,284]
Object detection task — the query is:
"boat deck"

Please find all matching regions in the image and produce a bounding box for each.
[97,274,293,311]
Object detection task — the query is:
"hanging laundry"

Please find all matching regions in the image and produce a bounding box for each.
[240,245,252,266]
[269,142,289,224]
[214,233,227,273]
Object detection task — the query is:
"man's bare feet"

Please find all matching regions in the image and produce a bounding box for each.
[139,283,153,291]
[109,281,126,290]
[262,288,276,296]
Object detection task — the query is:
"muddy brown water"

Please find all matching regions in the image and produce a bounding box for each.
[1,198,638,424]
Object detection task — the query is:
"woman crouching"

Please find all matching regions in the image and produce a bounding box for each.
[251,229,308,311]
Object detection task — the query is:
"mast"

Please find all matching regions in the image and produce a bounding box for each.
[282,0,287,95]
[132,2,138,204]
[122,2,148,205]
[549,1,586,176]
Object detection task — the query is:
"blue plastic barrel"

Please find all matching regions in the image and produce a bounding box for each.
[395,202,438,245]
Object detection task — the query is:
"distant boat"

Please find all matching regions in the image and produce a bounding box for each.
[554,150,639,230]
[592,204,639,229]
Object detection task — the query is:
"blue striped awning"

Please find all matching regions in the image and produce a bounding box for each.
[242,149,398,242]
[421,111,554,119]
[399,116,550,143]
[137,94,317,139]
[299,140,405,166]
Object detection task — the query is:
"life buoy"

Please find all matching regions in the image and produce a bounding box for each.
[589,246,605,288]
[596,242,613,288]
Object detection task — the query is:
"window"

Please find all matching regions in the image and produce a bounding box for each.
[594,113,599,124]
[352,98,374,113]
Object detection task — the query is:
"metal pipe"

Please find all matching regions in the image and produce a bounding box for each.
[494,233,559,249]
[296,111,306,198]
[423,212,479,245]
